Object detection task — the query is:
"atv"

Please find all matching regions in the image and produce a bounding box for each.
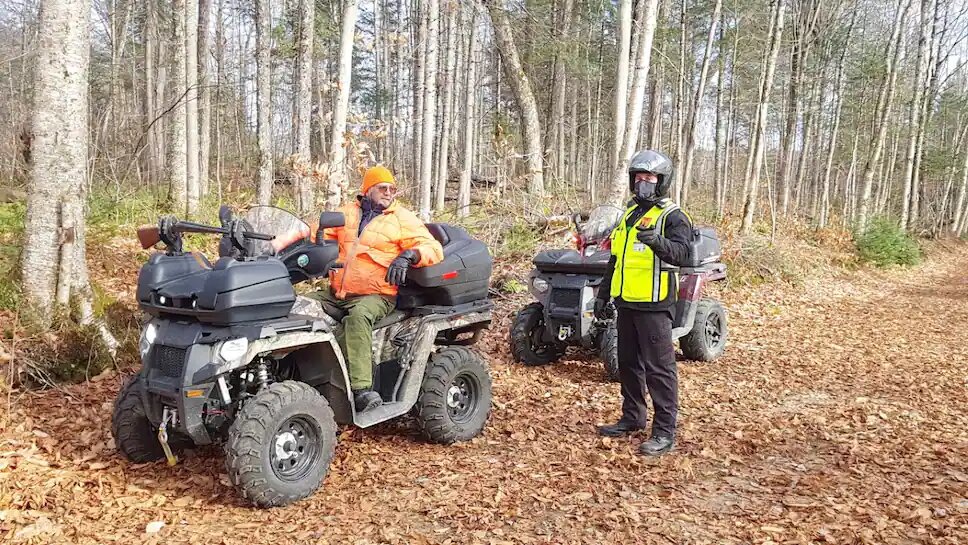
[112,205,494,508]
[509,204,728,381]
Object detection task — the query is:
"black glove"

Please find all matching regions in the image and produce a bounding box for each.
[636,226,663,248]
[385,249,419,286]
[593,298,610,320]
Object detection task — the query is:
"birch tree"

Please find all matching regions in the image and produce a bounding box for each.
[186,0,200,215]
[198,0,213,196]
[255,0,273,205]
[610,0,633,182]
[483,0,544,196]
[326,0,359,209]
[295,0,315,213]
[168,0,189,213]
[740,0,785,235]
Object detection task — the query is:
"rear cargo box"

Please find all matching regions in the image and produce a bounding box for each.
[396,223,492,309]
[138,255,296,325]
[687,227,722,267]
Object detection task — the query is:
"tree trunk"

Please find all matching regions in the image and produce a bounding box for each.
[546,0,574,184]
[858,0,913,231]
[295,0,315,213]
[168,0,189,213]
[326,0,360,209]
[679,0,722,205]
[198,0,212,198]
[185,0,200,215]
[672,0,688,168]
[607,0,660,206]
[610,0,633,180]
[458,6,479,218]
[435,5,458,211]
[145,3,164,185]
[22,0,89,320]
[713,6,726,213]
[255,0,273,205]
[739,0,784,235]
[417,0,439,218]
[483,0,544,196]
[819,17,853,228]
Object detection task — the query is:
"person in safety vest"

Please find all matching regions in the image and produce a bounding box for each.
[593,150,694,456]
[309,165,444,413]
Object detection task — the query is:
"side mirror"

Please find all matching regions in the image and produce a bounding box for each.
[218,205,233,226]
[319,211,345,229]
[317,211,345,242]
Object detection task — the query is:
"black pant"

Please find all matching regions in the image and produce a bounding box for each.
[616,307,678,437]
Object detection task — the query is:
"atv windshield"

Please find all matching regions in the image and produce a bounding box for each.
[243,206,312,256]
[580,205,624,243]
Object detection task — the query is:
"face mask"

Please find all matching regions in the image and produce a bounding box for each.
[633,180,657,203]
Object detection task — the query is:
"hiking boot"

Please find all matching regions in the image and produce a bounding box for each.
[353,389,383,413]
[596,421,645,437]
[638,435,674,456]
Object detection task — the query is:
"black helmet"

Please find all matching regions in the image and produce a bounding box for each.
[628,149,674,200]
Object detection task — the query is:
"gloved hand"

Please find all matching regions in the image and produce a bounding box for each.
[593,298,611,320]
[385,249,419,286]
[635,226,662,248]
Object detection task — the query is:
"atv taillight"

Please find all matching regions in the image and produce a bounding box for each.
[574,234,586,251]
[599,239,611,250]
[441,271,459,280]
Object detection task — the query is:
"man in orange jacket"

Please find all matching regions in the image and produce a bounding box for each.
[312,165,444,413]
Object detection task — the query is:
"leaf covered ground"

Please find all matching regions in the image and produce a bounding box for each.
[1,243,966,544]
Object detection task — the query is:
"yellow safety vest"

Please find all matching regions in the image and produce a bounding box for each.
[609,200,680,303]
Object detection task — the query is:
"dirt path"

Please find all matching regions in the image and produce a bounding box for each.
[2,246,967,544]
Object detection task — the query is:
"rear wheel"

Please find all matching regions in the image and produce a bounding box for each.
[224,381,337,508]
[598,323,620,382]
[417,347,492,444]
[679,299,727,361]
[509,303,566,366]
[112,374,168,463]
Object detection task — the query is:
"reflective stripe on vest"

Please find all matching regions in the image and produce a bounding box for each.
[609,200,680,303]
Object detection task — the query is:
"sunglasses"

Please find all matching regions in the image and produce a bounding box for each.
[371,184,397,194]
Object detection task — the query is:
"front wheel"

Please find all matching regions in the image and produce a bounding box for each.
[416,347,492,444]
[224,381,337,508]
[679,299,727,361]
[598,323,620,382]
[112,374,169,463]
[509,303,566,366]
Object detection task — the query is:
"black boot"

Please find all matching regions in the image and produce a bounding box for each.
[596,421,645,437]
[353,389,383,413]
[638,435,674,456]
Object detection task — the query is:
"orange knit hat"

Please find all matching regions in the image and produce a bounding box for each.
[361,165,396,195]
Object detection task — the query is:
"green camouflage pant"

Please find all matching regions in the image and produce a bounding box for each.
[309,290,395,390]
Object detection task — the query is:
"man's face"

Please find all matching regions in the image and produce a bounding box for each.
[634,172,658,184]
[366,183,397,207]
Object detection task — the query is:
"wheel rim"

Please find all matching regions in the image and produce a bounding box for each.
[446,373,481,424]
[704,311,724,350]
[270,416,321,482]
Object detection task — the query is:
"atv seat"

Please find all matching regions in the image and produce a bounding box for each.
[533,249,611,275]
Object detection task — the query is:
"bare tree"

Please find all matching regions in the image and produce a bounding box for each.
[295,0,315,213]
[169,0,189,213]
[435,3,458,211]
[679,0,723,205]
[255,0,273,205]
[198,0,213,197]
[610,0,633,182]
[418,0,440,218]
[483,0,544,196]
[186,0,200,215]
[326,0,359,209]
[857,0,913,231]
[458,6,479,218]
[740,0,785,235]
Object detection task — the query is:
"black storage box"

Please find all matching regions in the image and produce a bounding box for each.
[396,223,492,309]
[687,227,722,267]
[138,255,296,325]
[533,249,611,275]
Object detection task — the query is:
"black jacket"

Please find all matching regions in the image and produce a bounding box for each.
[598,203,693,312]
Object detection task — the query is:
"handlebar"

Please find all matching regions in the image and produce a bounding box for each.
[137,217,275,251]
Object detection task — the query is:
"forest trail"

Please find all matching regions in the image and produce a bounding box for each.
[2,245,967,544]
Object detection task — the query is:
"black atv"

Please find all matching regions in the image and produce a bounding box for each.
[510,205,728,381]
[112,205,494,507]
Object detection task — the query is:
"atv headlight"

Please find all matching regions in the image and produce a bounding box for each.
[139,322,158,358]
[532,277,550,293]
[219,338,249,362]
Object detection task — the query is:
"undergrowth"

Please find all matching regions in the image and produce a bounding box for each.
[855,217,921,267]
